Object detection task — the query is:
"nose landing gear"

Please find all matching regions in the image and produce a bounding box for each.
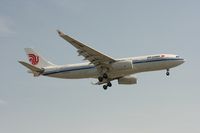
[166,69,170,76]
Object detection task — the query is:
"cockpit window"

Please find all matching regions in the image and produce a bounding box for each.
[176,55,180,58]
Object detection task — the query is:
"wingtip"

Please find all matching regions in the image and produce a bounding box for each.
[57,30,65,36]
[18,60,23,64]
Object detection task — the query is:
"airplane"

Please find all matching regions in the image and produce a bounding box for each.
[19,30,185,90]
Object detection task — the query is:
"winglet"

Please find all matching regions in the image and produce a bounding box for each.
[57,30,65,37]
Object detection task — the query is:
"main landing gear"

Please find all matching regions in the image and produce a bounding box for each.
[98,73,112,90]
[98,73,108,82]
[166,69,170,76]
[103,82,112,90]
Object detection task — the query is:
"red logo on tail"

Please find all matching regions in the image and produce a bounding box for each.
[28,54,39,65]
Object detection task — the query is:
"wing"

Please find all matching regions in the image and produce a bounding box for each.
[57,30,116,70]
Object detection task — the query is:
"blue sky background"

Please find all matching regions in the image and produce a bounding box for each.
[0,0,199,133]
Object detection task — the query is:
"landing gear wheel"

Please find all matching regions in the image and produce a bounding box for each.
[103,85,108,90]
[166,71,170,76]
[98,77,103,82]
[103,73,108,79]
[166,69,170,76]
[107,82,112,87]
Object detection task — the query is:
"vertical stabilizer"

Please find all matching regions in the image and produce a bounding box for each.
[24,48,55,68]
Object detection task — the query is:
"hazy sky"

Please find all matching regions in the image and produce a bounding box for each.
[0,0,200,133]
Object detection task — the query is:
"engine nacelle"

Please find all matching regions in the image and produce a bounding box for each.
[118,76,137,84]
[111,60,133,71]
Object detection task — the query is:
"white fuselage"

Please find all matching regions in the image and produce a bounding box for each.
[42,54,185,79]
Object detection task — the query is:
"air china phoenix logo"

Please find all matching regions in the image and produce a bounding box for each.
[28,54,39,65]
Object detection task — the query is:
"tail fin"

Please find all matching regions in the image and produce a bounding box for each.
[24,48,55,68]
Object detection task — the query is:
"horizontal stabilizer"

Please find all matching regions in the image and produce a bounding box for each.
[18,61,44,73]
